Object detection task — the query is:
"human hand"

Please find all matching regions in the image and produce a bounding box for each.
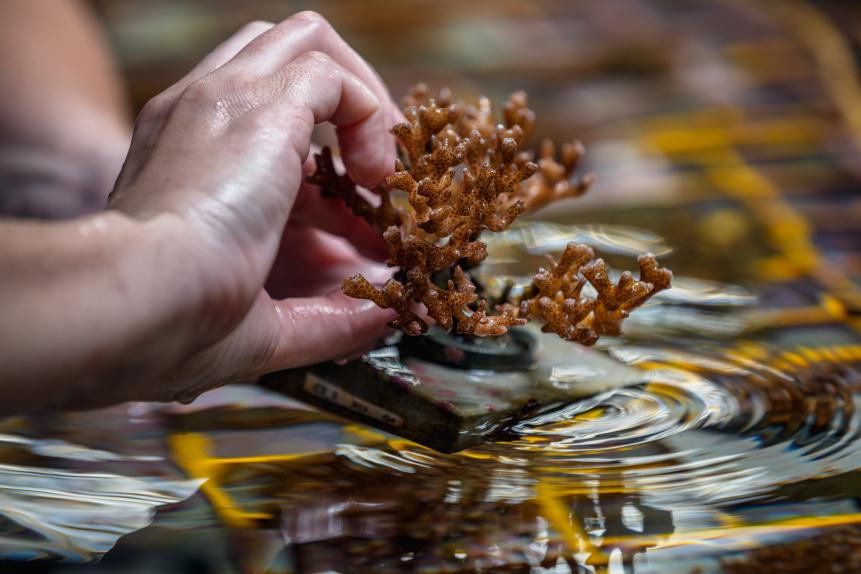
[107,13,401,403]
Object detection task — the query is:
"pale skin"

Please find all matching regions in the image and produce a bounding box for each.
[0,9,403,412]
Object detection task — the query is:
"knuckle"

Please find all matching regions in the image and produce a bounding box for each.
[295,50,333,69]
[181,77,217,105]
[291,10,330,31]
[180,73,262,119]
[140,93,172,119]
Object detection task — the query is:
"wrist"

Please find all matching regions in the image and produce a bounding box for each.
[0,210,200,409]
[69,210,218,402]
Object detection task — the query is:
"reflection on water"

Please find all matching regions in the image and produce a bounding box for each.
[114,335,853,574]
[0,411,200,562]
[0,242,857,574]
[8,225,856,573]
[4,213,861,572]
[247,353,859,573]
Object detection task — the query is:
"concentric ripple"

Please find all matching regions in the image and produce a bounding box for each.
[333,344,861,515]
[267,345,861,572]
[265,224,861,571]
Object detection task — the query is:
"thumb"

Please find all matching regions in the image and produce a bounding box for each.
[168,290,393,402]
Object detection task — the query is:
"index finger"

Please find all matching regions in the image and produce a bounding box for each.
[221,11,400,188]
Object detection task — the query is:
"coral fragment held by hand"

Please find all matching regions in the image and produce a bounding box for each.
[308,84,671,345]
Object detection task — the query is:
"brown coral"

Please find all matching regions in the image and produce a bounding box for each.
[518,246,672,344]
[308,84,671,344]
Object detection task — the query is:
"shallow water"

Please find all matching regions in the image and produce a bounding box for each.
[4,219,861,574]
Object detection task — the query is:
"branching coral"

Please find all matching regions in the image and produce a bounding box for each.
[516,245,672,344]
[308,84,671,345]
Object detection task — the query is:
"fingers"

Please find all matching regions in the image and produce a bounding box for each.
[119,12,401,226]
[221,11,399,187]
[291,188,389,261]
[141,20,274,136]
[201,238,393,393]
[116,21,274,185]
[266,222,392,299]
[266,223,386,299]
[168,287,392,400]
[170,21,275,96]
[190,291,393,386]
[255,51,381,160]
[115,52,381,227]
[269,292,394,370]
[291,155,389,260]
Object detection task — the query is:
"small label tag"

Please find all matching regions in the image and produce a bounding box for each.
[304,374,404,428]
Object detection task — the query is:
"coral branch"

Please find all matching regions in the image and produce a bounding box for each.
[306,147,402,232]
[519,245,672,345]
[307,86,671,344]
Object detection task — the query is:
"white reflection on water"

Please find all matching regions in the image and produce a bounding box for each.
[485,222,672,258]
[0,434,162,462]
[0,435,200,562]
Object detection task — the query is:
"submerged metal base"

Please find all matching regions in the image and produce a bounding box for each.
[260,325,645,453]
[400,326,536,371]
